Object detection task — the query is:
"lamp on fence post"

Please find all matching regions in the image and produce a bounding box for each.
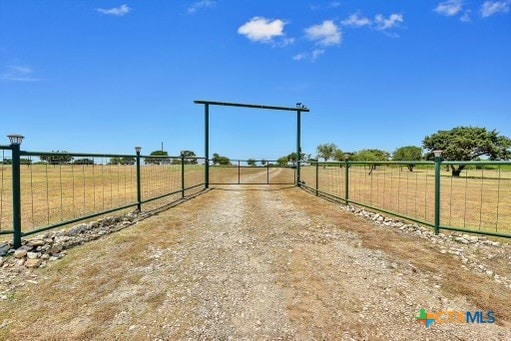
[433,150,443,235]
[135,146,142,212]
[8,134,24,249]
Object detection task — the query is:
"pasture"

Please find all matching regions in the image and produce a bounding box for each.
[301,164,511,236]
[0,163,205,235]
[0,162,510,239]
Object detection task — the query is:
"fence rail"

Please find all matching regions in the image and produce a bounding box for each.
[301,159,511,239]
[209,159,296,185]
[0,145,206,247]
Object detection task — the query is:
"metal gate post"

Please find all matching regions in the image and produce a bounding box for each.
[135,146,142,211]
[8,135,24,249]
[204,103,210,189]
[434,150,443,234]
[296,108,302,186]
[345,160,349,205]
[315,160,319,196]
[181,153,185,198]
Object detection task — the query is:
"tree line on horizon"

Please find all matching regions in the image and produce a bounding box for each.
[310,126,511,177]
[6,126,510,178]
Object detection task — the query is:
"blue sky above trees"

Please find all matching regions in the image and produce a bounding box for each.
[1,1,510,159]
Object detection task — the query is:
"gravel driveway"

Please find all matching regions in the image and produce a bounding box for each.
[1,185,510,339]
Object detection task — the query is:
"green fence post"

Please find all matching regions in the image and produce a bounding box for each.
[135,146,142,211]
[345,160,349,205]
[434,150,443,234]
[296,109,302,186]
[315,160,319,196]
[238,160,241,184]
[8,135,24,249]
[266,161,269,184]
[204,103,210,189]
[181,153,185,198]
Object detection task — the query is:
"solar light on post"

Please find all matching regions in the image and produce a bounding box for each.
[8,134,24,248]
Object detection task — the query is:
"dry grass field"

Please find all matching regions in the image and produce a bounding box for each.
[0,163,205,235]
[301,164,511,236]
[209,165,295,184]
[1,185,510,339]
[1,161,509,239]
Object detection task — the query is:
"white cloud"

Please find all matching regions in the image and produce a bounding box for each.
[0,66,41,82]
[481,0,511,17]
[305,20,341,46]
[310,1,341,10]
[292,49,325,62]
[238,17,286,43]
[188,0,216,14]
[97,4,131,16]
[279,37,296,47]
[293,53,308,61]
[434,0,463,16]
[374,13,404,31]
[341,13,372,27]
[460,10,472,22]
[311,49,325,61]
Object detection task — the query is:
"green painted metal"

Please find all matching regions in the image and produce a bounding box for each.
[434,155,442,234]
[205,103,210,189]
[135,149,142,211]
[305,159,511,239]
[238,160,241,184]
[22,202,139,237]
[0,230,14,235]
[140,185,205,205]
[195,100,309,188]
[11,143,22,248]
[442,160,511,165]
[21,151,136,158]
[181,154,185,198]
[194,100,310,112]
[344,160,349,205]
[439,225,511,239]
[315,159,319,196]
[296,109,302,187]
[347,198,435,228]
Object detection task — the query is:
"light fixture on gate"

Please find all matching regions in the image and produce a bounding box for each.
[7,134,24,145]
[135,146,141,153]
[433,150,443,158]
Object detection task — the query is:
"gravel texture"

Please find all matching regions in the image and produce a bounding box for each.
[0,185,510,339]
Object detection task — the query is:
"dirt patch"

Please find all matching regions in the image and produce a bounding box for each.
[0,186,509,339]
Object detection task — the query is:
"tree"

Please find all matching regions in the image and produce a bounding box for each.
[247,158,257,166]
[392,146,423,172]
[287,152,309,168]
[109,157,135,165]
[423,126,511,177]
[261,159,267,167]
[180,150,198,164]
[73,158,94,165]
[277,156,288,167]
[333,149,346,161]
[316,143,339,163]
[352,149,390,175]
[40,151,73,165]
[212,153,231,165]
[145,150,169,165]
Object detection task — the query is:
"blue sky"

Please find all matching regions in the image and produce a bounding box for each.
[1,0,510,159]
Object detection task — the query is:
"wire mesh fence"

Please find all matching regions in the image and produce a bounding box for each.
[209,159,296,185]
[0,149,206,244]
[0,147,13,234]
[302,160,511,238]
